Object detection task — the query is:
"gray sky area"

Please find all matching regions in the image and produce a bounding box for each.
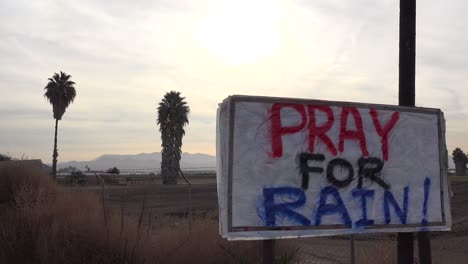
[1,0,467,162]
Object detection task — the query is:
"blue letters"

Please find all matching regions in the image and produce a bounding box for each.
[384,187,409,224]
[421,177,431,225]
[262,187,311,226]
[259,181,426,228]
[315,186,352,226]
[352,188,375,227]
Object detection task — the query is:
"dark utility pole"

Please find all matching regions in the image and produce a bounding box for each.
[399,0,416,107]
[398,0,431,263]
[398,1,416,263]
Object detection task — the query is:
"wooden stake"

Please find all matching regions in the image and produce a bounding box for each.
[418,232,432,263]
[397,233,414,264]
[263,239,275,264]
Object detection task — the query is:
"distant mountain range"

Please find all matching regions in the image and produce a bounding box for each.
[56,152,216,172]
[54,151,456,172]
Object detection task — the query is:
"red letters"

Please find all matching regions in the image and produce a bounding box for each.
[307,105,337,155]
[271,103,307,158]
[338,107,369,156]
[270,104,398,160]
[369,109,399,161]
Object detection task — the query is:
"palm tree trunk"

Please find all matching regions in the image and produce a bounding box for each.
[455,161,466,176]
[52,118,59,178]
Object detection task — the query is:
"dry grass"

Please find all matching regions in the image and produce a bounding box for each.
[0,166,298,264]
[0,166,134,263]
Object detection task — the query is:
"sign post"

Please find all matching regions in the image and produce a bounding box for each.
[398,0,422,263]
[263,239,275,264]
[216,95,451,243]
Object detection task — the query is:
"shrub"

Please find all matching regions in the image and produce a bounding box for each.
[65,170,87,185]
[0,154,11,161]
[106,167,120,175]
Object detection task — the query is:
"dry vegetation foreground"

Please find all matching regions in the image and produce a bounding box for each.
[2,167,468,263]
[0,167,295,264]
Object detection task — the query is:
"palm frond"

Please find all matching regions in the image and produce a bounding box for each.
[44,71,77,120]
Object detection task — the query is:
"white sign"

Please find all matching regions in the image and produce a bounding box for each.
[217,95,451,240]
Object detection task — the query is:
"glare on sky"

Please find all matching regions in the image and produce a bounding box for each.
[194,0,282,64]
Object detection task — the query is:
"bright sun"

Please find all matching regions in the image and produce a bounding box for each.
[194,0,282,65]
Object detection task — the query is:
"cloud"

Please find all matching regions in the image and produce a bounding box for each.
[0,0,467,161]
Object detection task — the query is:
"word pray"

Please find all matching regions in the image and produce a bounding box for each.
[270,104,399,160]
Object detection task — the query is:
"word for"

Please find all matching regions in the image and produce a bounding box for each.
[270,104,399,160]
[259,178,430,228]
[299,153,388,190]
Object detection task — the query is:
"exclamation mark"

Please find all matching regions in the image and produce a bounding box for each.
[421,177,431,225]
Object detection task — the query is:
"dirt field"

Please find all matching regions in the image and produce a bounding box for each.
[81,176,218,216]
[76,177,468,263]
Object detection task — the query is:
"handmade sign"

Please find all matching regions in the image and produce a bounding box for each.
[216,95,451,240]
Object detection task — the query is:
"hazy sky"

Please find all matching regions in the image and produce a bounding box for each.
[1,0,467,162]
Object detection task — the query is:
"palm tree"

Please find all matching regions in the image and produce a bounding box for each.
[452,147,467,176]
[44,71,76,177]
[157,91,190,185]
